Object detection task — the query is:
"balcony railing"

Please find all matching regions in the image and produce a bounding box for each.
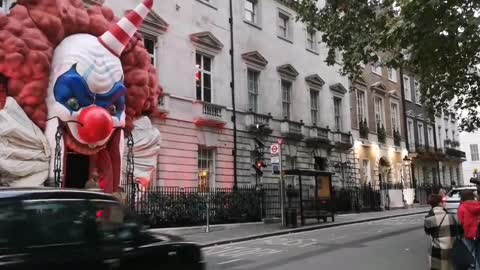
[203,103,222,118]
[245,111,272,127]
[333,131,353,149]
[245,112,272,135]
[289,122,302,134]
[193,101,226,128]
[306,126,332,148]
[281,120,305,140]
[445,147,466,159]
[317,127,329,139]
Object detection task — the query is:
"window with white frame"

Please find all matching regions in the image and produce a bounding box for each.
[403,76,412,101]
[143,35,157,66]
[390,102,400,134]
[356,89,367,125]
[247,69,259,112]
[334,97,342,130]
[371,58,382,75]
[198,147,215,189]
[374,96,384,129]
[471,144,479,161]
[388,68,397,82]
[414,80,421,105]
[407,119,415,148]
[445,128,449,140]
[417,122,424,146]
[310,89,319,126]
[281,80,292,120]
[452,130,456,141]
[427,125,434,147]
[277,11,291,40]
[306,29,317,52]
[195,52,212,102]
[244,0,257,24]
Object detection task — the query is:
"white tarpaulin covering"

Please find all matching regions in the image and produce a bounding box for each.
[0,97,50,186]
[122,116,161,187]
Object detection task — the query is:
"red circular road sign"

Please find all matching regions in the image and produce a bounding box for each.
[270,144,279,154]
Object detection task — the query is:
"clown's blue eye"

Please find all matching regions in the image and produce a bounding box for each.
[67,98,80,111]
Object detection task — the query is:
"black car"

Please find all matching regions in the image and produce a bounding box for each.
[0,187,205,270]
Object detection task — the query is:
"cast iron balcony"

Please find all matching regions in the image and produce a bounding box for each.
[445,147,466,160]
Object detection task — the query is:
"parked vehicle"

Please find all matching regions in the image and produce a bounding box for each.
[444,186,477,213]
[0,187,205,270]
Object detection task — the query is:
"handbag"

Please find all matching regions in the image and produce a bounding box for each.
[451,216,476,270]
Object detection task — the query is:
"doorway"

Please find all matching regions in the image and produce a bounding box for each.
[65,153,90,188]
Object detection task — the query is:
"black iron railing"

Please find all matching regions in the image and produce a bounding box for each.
[132,186,262,228]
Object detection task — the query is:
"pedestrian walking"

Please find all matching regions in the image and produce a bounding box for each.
[425,194,459,270]
[457,190,480,269]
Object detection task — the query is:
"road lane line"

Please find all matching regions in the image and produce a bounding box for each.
[202,213,425,250]
[217,259,242,265]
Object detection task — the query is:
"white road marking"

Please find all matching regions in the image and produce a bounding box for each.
[206,246,282,258]
[217,259,242,265]
[202,213,426,250]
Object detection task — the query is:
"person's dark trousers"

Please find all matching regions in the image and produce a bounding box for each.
[463,239,480,270]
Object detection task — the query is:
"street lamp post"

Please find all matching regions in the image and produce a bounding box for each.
[228,0,238,189]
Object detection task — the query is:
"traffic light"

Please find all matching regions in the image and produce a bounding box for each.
[252,137,267,178]
[252,160,266,177]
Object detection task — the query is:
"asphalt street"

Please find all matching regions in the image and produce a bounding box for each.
[204,214,429,270]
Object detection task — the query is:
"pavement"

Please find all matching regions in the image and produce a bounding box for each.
[150,206,429,247]
[203,214,428,270]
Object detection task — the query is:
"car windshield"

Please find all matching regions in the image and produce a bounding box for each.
[447,188,477,198]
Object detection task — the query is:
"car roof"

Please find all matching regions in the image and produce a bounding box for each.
[451,186,477,190]
[0,187,117,201]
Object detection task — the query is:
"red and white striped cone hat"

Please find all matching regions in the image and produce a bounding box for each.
[98,0,154,56]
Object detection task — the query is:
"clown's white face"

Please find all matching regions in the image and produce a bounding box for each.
[45,34,126,179]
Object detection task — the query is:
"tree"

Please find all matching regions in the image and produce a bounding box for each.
[291,0,480,131]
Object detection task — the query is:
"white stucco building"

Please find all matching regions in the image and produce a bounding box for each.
[434,110,465,186]
[102,0,355,188]
[459,130,480,183]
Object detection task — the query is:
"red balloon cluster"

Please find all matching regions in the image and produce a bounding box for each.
[0,0,162,132]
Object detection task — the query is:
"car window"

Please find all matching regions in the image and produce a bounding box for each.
[447,189,477,198]
[21,200,90,247]
[91,201,138,242]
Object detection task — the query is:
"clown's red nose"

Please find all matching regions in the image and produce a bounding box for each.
[78,106,114,144]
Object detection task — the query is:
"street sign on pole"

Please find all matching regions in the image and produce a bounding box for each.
[270,144,279,156]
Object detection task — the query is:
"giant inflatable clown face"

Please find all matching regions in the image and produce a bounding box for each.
[46,34,126,154]
[42,0,154,192]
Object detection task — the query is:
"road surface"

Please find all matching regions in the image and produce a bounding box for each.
[204,214,429,270]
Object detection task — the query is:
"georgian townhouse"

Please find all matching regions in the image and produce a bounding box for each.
[103,0,357,190]
[402,69,439,188]
[402,69,465,189]
[350,61,413,207]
